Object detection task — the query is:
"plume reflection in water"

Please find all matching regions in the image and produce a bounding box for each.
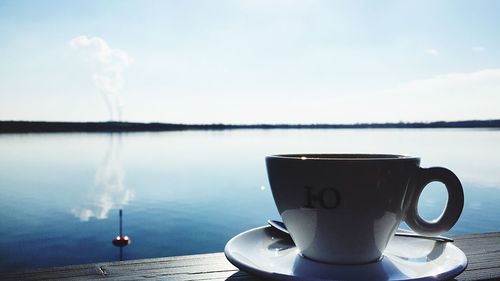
[72,134,134,221]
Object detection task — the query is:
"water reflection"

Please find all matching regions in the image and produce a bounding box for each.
[1,129,499,271]
[71,134,134,221]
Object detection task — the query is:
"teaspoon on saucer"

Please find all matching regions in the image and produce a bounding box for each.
[267,219,454,243]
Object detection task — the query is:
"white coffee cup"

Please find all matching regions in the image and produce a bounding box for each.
[266,154,464,264]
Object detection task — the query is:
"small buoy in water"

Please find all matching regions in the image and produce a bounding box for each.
[112,209,130,247]
[112,235,130,247]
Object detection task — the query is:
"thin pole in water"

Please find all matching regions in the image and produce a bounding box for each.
[112,209,130,248]
[119,209,123,237]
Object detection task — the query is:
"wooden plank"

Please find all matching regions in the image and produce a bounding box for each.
[1,232,499,281]
[452,232,500,281]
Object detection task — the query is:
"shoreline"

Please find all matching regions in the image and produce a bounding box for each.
[1,119,500,133]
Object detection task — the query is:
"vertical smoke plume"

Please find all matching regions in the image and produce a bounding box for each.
[69,36,130,121]
[72,135,134,221]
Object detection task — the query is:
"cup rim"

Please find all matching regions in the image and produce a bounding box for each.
[266,153,420,161]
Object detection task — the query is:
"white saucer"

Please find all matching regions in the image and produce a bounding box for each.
[224,226,467,281]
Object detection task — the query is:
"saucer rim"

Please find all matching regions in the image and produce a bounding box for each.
[224,225,468,281]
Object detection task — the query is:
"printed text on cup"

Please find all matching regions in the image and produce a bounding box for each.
[304,186,341,209]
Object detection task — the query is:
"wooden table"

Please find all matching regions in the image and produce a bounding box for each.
[1,232,499,280]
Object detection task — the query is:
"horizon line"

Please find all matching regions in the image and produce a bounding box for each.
[1,118,500,133]
[1,118,500,126]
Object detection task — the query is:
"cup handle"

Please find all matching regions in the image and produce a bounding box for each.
[404,167,464,236]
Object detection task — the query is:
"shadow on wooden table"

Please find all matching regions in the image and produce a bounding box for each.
[225,271,263,280]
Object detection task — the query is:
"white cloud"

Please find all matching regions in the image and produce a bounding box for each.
[424,49,439,56]
[472,46,485,52]
[316,68,500,123]
[69,36,130,68]
[135,68,500,124]
[69,36,131,121]
[238,0,312,10]
[402,69,500,92]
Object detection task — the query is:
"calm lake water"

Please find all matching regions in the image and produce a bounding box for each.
[1,129,500,271]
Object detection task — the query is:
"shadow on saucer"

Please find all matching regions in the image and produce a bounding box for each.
[389,237,447,263]
[292,256,390,281]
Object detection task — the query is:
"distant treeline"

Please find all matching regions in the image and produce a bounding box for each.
[1,119,500,133]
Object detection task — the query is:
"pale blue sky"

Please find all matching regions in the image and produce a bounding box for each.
[1,0,499,124]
